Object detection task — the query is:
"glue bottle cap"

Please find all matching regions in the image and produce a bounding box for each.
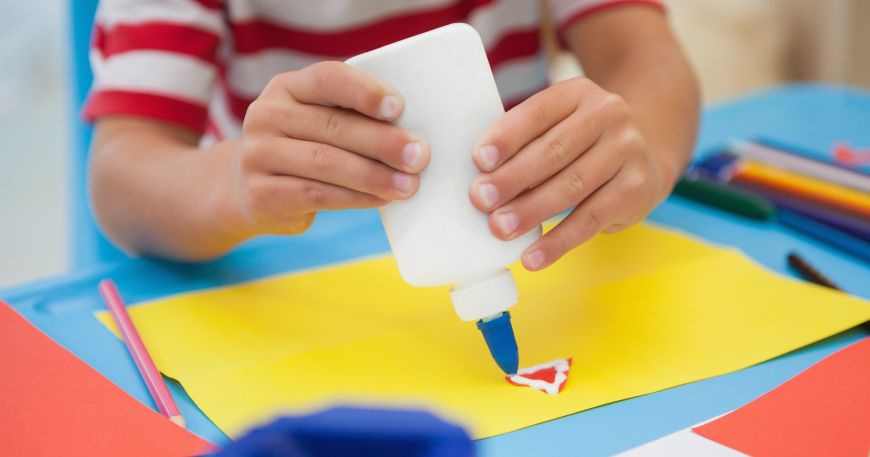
[448,269,517,321]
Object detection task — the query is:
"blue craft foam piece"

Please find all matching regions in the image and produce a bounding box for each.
[477,312,519,376]
[210,407,474,457]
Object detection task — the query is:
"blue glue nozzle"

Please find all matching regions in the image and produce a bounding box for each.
[476,312,519,375]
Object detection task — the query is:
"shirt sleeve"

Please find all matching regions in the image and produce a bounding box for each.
[547,0,666,37]
[83,0,227,134]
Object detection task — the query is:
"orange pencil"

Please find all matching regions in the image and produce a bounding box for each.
[732,160,870,220]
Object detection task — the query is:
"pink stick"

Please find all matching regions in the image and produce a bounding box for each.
[99,279,184,426]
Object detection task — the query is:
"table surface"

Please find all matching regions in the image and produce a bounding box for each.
[3,83,869,456]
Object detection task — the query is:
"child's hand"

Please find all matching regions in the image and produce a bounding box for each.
[235,62,430,235]
[469,77,668,271]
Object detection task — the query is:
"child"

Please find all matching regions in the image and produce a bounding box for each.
[85,0,698,271]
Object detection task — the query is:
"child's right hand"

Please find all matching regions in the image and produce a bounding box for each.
[233,61,430,236]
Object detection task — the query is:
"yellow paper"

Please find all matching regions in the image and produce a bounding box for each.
[97,224,870,438]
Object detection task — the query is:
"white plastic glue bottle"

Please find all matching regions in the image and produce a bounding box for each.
[347,24,542,375]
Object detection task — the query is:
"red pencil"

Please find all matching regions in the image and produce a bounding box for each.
[98,279,185,427]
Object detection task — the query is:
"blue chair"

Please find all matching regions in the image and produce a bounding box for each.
[69,0,128,267]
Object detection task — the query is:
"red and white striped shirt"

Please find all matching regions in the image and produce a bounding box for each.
[84,0,663,143]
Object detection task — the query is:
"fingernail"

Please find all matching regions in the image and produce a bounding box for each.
[380,95,401,120]
[494,211,519,237]
[477,182,500,209]
[524,249,546,270]
[393,172,413,194]
[477,145,499,170]
[401,142,424,169]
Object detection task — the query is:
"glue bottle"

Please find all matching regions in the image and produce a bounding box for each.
[347,24,541,375]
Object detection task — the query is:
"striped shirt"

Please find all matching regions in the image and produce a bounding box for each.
[84,0,664,143]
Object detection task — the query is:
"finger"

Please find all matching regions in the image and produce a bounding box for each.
[600,161,660,233]
[246,137,419,200]
[287,61,404,121]
[282,105,430,173]
[249,175,387,220]
[470,108,607,212]
[601,222,633,234]
[519,168,647,271]
[484,139,624,240]
[473,79,589,171]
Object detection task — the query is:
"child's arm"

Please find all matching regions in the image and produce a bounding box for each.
[469,5,699,271]
[90,63,430,260]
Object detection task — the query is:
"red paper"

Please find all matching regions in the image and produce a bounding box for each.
[506,358,572,395]
[694,337,870,457]
[833,143,870,167]
[0,301,213,457]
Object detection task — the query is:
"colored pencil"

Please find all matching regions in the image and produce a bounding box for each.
[98,279,185,428]
[672,176,776,220]
[732,181,870,241]
[778,210,870,265]
[787,252,841,290]
[786,252,870,330]
[755,137,870,176]
[693,152,741,182]
[730,139,870,192]
[732,160,870,219]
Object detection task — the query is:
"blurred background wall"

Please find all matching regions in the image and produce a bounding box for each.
[0,0,68,287]
[548,0,870,101]
[1,0,868,287]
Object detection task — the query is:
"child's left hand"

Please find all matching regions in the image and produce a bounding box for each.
[469,77,671,271]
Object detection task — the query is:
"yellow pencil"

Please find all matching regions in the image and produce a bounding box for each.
[732,160,870,219]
